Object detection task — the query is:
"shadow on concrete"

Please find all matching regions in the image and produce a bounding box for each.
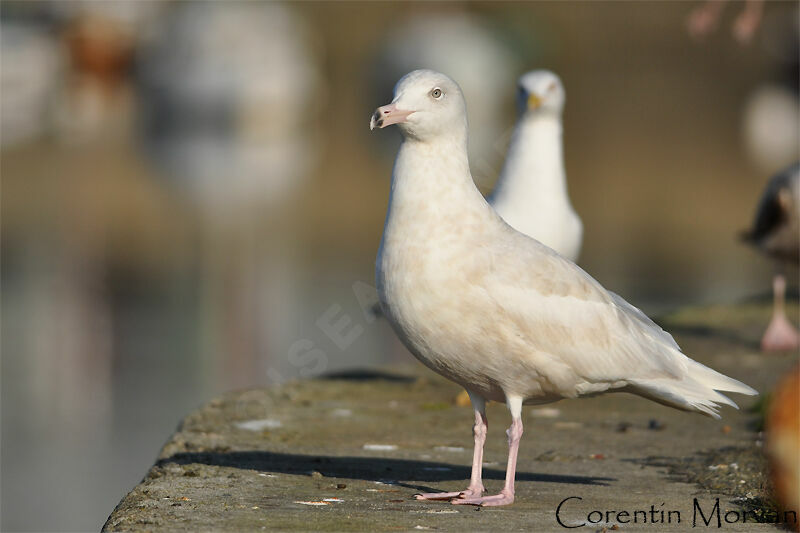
[158,451,614,494]
[320,369,416,383]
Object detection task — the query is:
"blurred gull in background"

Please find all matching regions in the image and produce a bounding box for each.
[136,1,322,217]
[0,20,61,147]
[741,162,800,352]
[2,2,326,528]
[489,70,582,262]
[135,1,324,388]
[1,2,171,529]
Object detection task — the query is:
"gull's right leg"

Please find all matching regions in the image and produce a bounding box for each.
[762,275,800,352]
[415,391,487,501]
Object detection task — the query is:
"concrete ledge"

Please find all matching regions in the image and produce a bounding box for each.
[104,301,798,531]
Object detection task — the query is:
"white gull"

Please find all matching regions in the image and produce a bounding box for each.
[489,70,583,262]
[369,69,757,507]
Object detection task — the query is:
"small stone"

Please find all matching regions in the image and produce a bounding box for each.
[235,419,282,431]
[530,407,561,418]
[721,425,731,434]
[363,444,399,451]
[337,483,347,489]
[434,446,465,453]
[310,471,324,479]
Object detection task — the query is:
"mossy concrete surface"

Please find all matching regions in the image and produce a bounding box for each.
[103,300,798,532]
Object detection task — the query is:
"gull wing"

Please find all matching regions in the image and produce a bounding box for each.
[475,228,755,416]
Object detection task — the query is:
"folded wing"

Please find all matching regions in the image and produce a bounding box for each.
[480,230,757,417]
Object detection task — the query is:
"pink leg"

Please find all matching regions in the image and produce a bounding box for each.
[453,395,523,506]
[762,275,800,352]
[415,392,487,501]
[687,0,728,39]
[732,0,763,43]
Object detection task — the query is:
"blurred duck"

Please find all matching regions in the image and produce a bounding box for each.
[489,71,582,262]
[741,162,800,352]
[766,364,800,527]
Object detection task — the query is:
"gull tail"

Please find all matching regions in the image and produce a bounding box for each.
[628,360,758,419]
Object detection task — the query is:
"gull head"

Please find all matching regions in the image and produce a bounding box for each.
[370,69,467,141]
[517,70,565,116]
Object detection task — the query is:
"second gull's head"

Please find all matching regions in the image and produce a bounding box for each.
[517,70,565,116]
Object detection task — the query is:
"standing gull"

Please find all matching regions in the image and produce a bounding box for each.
[489,70,582,261]
[370,69,757,506]
[741,162,800,351]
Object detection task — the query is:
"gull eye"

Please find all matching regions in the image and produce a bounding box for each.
[430,87,443,99]
[548,81,557,92]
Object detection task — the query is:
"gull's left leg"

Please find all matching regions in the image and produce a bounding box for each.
[453,395,523,506]
[415,391,488,501]
[732,0,764,43]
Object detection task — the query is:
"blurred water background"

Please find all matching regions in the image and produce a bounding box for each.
[1,1,798,530]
